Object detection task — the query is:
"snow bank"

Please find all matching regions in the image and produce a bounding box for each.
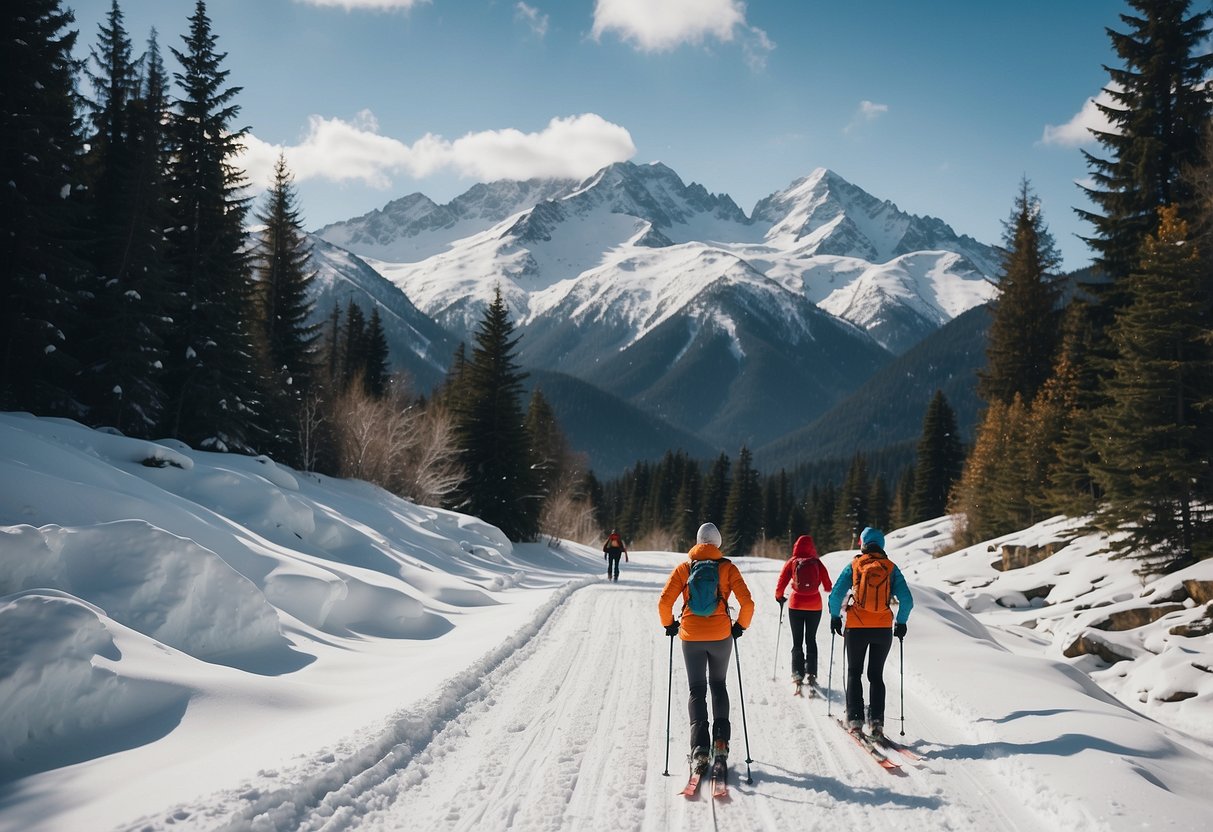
[0,522,289,667]
[0,591,189,780]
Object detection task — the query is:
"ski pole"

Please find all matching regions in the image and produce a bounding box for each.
[826,628,835,717]
[771,601,784,681]
[732,631,754,785]
[899,633,906,737]
[663,632,674,776]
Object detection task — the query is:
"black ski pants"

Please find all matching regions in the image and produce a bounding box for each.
[788,608,822,679]
[682,636,732,750]
[844,627,893,724]
[605,552,623,580]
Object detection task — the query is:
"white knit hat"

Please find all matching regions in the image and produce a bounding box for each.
[696,522,722,546]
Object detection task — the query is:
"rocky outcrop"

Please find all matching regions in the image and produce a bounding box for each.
[1090,604,1185,632]
[1063,633,1132,664]
[994,541,1063,572]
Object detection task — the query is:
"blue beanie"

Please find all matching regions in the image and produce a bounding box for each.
[859,527,885,550]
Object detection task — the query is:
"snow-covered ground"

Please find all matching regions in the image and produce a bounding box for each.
[2,412,1212,831]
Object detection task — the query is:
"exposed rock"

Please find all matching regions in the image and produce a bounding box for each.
[1169,603,1213,638]
[1090,604,1185,632]
[1156,690,1197,703]
[1023,585,1054,602]
[1063,633,1132,664]
[1183,579,1213,605]
[994,541,1063,572]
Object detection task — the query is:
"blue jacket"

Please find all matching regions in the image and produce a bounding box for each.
[828,554,913,626]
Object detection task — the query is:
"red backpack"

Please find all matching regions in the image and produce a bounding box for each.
[792,558,821,592]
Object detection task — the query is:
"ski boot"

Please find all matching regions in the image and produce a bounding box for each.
[847,718,863,735]
[710,740,728,781]
[690,746,710,776]
[869,720,885,741]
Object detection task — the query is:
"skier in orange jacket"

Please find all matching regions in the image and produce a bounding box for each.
[658,522,755,779]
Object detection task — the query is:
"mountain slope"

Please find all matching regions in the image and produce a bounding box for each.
[307,236,457,391]
[755,303,991,470]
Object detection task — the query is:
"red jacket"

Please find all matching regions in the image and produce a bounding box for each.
[775,535,832,611]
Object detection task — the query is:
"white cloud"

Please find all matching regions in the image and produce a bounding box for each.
[515,2,549,38]
[296,0,430,10]
[238,111,636,189]
[1041,87,1120,147]
[591,0,745,52]
[843,100,888,135]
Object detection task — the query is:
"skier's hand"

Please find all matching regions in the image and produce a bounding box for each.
[731,622,745,639]
[894,622,907,640]
[665,622,680,637]
[776,596,786,607]
[830,616,843,636]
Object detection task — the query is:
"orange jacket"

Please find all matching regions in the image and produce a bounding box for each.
[658,543,755,641]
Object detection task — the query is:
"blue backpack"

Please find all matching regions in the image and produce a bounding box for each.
[686,559,726,616]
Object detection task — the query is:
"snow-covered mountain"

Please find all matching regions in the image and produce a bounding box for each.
[314,177,577,264]
[314,162,1002,448]
[305,235,458,391]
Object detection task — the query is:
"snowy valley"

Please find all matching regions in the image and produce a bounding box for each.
[2,413,1212,832]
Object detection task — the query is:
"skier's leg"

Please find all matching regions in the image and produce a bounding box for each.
[788,608,806,680]
[844,629,870,725]
[866,629,894,726]
[804,609,822,679]
[683,640,711,754]
[705,636,732,748]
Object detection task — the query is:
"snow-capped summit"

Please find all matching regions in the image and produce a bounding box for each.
[320,161,1005,446]
[315,177,576,263]
[753,167,1002,274]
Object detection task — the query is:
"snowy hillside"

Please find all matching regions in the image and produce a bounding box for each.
[3,413,1211,831]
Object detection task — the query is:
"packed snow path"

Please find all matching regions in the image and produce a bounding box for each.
[139,552,1213,832]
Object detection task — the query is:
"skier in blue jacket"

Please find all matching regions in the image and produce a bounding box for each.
[828,527,914,739]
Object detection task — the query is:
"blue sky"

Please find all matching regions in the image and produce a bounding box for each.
[70,0,1133,270]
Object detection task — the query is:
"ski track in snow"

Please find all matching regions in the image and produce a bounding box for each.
[146,563,1114,832]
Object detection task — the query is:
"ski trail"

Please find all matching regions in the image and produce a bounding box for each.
[161,557,1130,831]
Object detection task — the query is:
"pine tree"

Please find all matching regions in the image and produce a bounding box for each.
[672,461,703,550]
[452,288,539,541]
[979,179,1063,405]
[252,154,320,461]
[342,302,367,389]
[363,307,391,397]
[1041,301,1104,516]
[722,446,762,555]
[866,475,891,533]
[77,17,173,435]
[700,453,730,528]
[891,464,915,529]
[833,454,869,549]
[1078,0,1213,286]
[322,299,343,389]
[1,0,88,414]
[909,390,965,523]
[525,388,570,499]
[160,0,261,451]
[1091,206,1213,566]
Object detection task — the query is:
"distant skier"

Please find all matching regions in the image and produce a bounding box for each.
[828,527,913,740]
[602,529,628,581]
[658,522,755,783]
[775,534,832,691]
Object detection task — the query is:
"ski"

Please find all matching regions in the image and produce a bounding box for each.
[710,761,729,801]
[679,772,703,798]
[835,719,900,771]
[871,734,924,762]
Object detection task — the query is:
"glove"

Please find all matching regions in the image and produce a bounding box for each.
[775,596,786,607]
[830,616,843,636]
[665,622,680,637]
[894,622,907,639]
[731,622,745,639]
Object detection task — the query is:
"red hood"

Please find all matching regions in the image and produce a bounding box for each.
[791,535,818,559]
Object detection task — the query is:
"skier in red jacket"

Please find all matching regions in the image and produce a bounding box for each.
[774,534,833,690]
